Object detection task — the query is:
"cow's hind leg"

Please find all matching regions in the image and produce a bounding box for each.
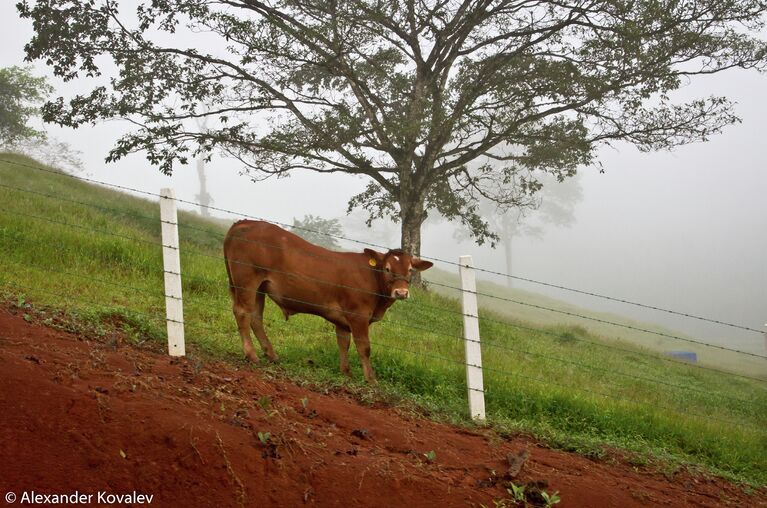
[251,291,278,362]
[335,324,352,377]
[350,320,376,384]
[231,277,262,363]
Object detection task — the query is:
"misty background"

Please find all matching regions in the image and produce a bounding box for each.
[2,3,765,357]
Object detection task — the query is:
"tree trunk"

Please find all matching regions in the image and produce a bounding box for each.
[400,197,426,286]
[400,212,422,256]
[503,233,513,289]
[196,155,211,217]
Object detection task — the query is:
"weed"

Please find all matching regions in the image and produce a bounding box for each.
[257,396,271,411]
[540,491,561,507]
[507,482,525,503]
[256,431,279,459]
[504,482,561,508]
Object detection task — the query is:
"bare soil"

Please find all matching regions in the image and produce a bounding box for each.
[0,307,763,507]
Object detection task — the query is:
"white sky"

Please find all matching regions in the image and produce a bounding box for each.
[2,3,765,356]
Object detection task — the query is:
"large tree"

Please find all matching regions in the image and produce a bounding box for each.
[19,0,767,261]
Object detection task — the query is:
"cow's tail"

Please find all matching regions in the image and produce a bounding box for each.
[224,254,235,300]
[223,233,236,301]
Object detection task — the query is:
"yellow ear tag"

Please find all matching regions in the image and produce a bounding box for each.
[368,258,377,267]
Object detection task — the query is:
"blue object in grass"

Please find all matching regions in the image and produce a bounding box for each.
[665,351,698,363]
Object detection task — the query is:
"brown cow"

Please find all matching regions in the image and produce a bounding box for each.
[223,220,433,383]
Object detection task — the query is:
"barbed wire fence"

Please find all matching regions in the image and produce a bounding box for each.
[1,157,765,433]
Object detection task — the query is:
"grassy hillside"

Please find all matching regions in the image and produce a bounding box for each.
[1,153,765,486]
[425,269,767,379]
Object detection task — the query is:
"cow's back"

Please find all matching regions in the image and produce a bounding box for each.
[224,220,378,323]
[225,219,309,268]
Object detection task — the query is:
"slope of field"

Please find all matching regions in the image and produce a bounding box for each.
[0,153,765,488]
[424,269,767,379]
[2,308,765,507]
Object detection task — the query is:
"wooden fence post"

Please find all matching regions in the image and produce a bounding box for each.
[459,255,486,421]
[160,188,185,357]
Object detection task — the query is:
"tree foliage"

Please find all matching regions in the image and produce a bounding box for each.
[0,65,51,146]
[290,214,344,250]
[18,0,767,255]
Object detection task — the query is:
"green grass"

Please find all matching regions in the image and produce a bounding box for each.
[424,269,767,379]
[1,152,765,487]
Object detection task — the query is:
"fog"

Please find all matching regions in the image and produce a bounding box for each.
[2,4,765,357]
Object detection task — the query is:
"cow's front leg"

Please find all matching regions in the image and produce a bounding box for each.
[350,320,376,384]
[335,325,352,377]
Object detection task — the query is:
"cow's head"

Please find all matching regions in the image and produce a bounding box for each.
[364,248,434,300]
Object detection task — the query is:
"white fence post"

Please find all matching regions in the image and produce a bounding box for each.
[160,188,185,357]
[459,255,486,421]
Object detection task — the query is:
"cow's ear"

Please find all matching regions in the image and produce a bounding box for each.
[411,258,434,271]
[364,248,384,267]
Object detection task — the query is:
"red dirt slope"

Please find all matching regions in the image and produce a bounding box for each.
[0,307,762,507]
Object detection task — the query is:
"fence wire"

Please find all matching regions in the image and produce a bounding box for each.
[1,157,766,434]
[1,193,764,361]
[6,248,759,406]
[2,156,763,335]
[2,213,762,384]
[0,278,761,432]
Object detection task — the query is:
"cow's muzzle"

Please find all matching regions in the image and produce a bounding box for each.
[392,288,409,300]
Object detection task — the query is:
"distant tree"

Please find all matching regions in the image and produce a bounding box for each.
[194,152,213,216]
[0,66,51,146]
[290,215,344,250]
[193,116,213,217]
[339,209,400,251]
[7,137,83,173]
[453,172,582,287]
[495,173,581,288]
[0,66,81,172]
[19,1,767,274]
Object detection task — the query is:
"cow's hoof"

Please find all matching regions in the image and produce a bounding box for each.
[245,352,261,363]
[267,355,280,364]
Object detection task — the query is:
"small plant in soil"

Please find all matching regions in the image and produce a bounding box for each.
[508,483,525,503]
[256,431,279,459]
[500,481,561,508]
[257,396,271,411]
[540,491,561,507]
